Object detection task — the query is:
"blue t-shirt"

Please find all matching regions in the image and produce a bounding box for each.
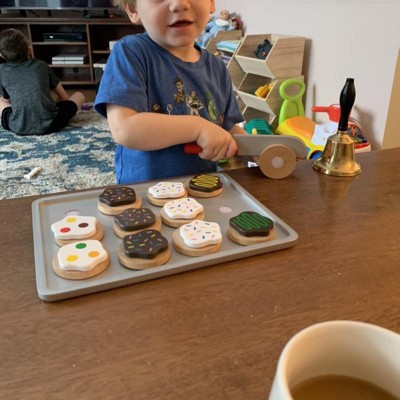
[95,32,243,184]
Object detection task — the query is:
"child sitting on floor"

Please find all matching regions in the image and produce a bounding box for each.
[0,28,85,136]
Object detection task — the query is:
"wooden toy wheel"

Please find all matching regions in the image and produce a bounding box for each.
[258,144,296,179]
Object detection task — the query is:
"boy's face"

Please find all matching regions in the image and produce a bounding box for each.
[126,0,215,58]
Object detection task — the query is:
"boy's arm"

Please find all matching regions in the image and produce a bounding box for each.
[107,104,238,162]
[54,83,70,102]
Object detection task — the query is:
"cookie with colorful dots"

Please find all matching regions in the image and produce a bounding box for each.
[118,229,171,270]
[51,215,105,246]
[98,186,142,215]
[147,181,187,206]
[160,197,205,228]
[52,240,110,280]
[172,220,222,257]
[187,174,223,198]
[227,211,276,246]
[113,207,162,238]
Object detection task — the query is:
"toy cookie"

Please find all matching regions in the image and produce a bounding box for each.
[52,240,109,280]
[98,186,142,215]
[187,174,223,198]
[227,211,276,246]
[51,215,105,246]
[160,197,205,228]
[118,229,171,270]
[147,181,187,206]
[172,220,222,257]
[113,207,162,238]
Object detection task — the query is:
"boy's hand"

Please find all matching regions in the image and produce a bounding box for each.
[196,122,238,162]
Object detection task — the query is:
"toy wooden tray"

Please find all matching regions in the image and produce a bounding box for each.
[32,174,298,302]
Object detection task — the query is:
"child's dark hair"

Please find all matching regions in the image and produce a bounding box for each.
[0,28,30,63]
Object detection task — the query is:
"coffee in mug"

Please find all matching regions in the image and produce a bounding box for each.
[291,375,400,400]
[268,320,400,400]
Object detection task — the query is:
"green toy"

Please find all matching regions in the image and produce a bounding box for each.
[278,79,305,125]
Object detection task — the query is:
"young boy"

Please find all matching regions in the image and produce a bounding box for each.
[94,0,246,184]
[0,28,85,136]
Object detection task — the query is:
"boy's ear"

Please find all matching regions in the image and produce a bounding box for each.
[125,3,141,25]
[210,0,216,13]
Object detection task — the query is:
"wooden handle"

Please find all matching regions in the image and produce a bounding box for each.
[338,78,356,131]
[184,142,202,154]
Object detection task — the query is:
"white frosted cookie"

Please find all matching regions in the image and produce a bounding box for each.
[172,220,222,257]
[227,211,276,246]
[98,186,142,215]
[160,197,205,228]
[51,215,104,246]
[187,174,223,198]
[52,240,109,280]
[147,181,187,206]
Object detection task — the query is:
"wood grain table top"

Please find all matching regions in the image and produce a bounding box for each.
[1,148,399,399]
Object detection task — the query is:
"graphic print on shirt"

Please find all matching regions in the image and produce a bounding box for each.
[168,76,223,124]
[205,91,218,123]
[186,90,204,116]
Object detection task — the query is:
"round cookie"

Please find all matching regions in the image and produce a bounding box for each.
[147,181,187,206]
[118,229,171,270]
[51,215,105,246]
[52,240,110,280]
[187,174,223,198]
[98,186,142,215]
[172,220,222,257]
[113,207,162,238]
[227,211,276,246]
[160,197,205,228]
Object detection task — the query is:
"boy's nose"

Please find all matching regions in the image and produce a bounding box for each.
[169,0,190,12]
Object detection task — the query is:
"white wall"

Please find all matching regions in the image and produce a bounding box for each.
[217,0,400,149]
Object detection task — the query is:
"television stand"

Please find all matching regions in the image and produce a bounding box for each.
[83,9,111,18]
[0,17,144,86]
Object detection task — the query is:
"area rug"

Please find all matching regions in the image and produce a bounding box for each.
[0,106,116,200]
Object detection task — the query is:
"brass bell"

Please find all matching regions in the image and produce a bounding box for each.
[312,78,361,177]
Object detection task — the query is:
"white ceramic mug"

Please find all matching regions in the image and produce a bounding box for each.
[268,320,400,400]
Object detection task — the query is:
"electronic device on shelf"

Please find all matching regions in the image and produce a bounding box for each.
[43,32,87,42]
[0,0,117,9]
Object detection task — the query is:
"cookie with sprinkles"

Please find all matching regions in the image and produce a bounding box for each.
[160,197,205,228]
[98,186,142,215]
[52,240,110,280]
[147,181,187,206]
[187,174,223,198]
[113,207,162,238]
[227,211,276,246]
[172,220,222,257]
[118,229,171,270]
[51,215,105,246]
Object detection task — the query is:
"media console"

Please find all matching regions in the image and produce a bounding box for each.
[0,17,144,86]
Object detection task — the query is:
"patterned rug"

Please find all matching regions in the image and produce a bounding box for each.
[0,106,116,200]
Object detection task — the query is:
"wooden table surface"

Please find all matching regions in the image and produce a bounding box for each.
[1,149,400,399]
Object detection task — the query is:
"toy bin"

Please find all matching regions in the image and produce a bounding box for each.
[235,34,305,79]
[237,73,304,117]
[227,56,246,92]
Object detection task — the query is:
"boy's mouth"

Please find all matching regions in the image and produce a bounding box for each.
[169,20,193,28]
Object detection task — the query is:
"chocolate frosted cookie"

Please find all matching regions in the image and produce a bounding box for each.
[98,186,142,215]
[187,174,223,198]
[227,211,276,246]
[118,229,171,270]
[113,207,162,238]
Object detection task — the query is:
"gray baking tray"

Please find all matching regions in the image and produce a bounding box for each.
[32,174,298,301]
